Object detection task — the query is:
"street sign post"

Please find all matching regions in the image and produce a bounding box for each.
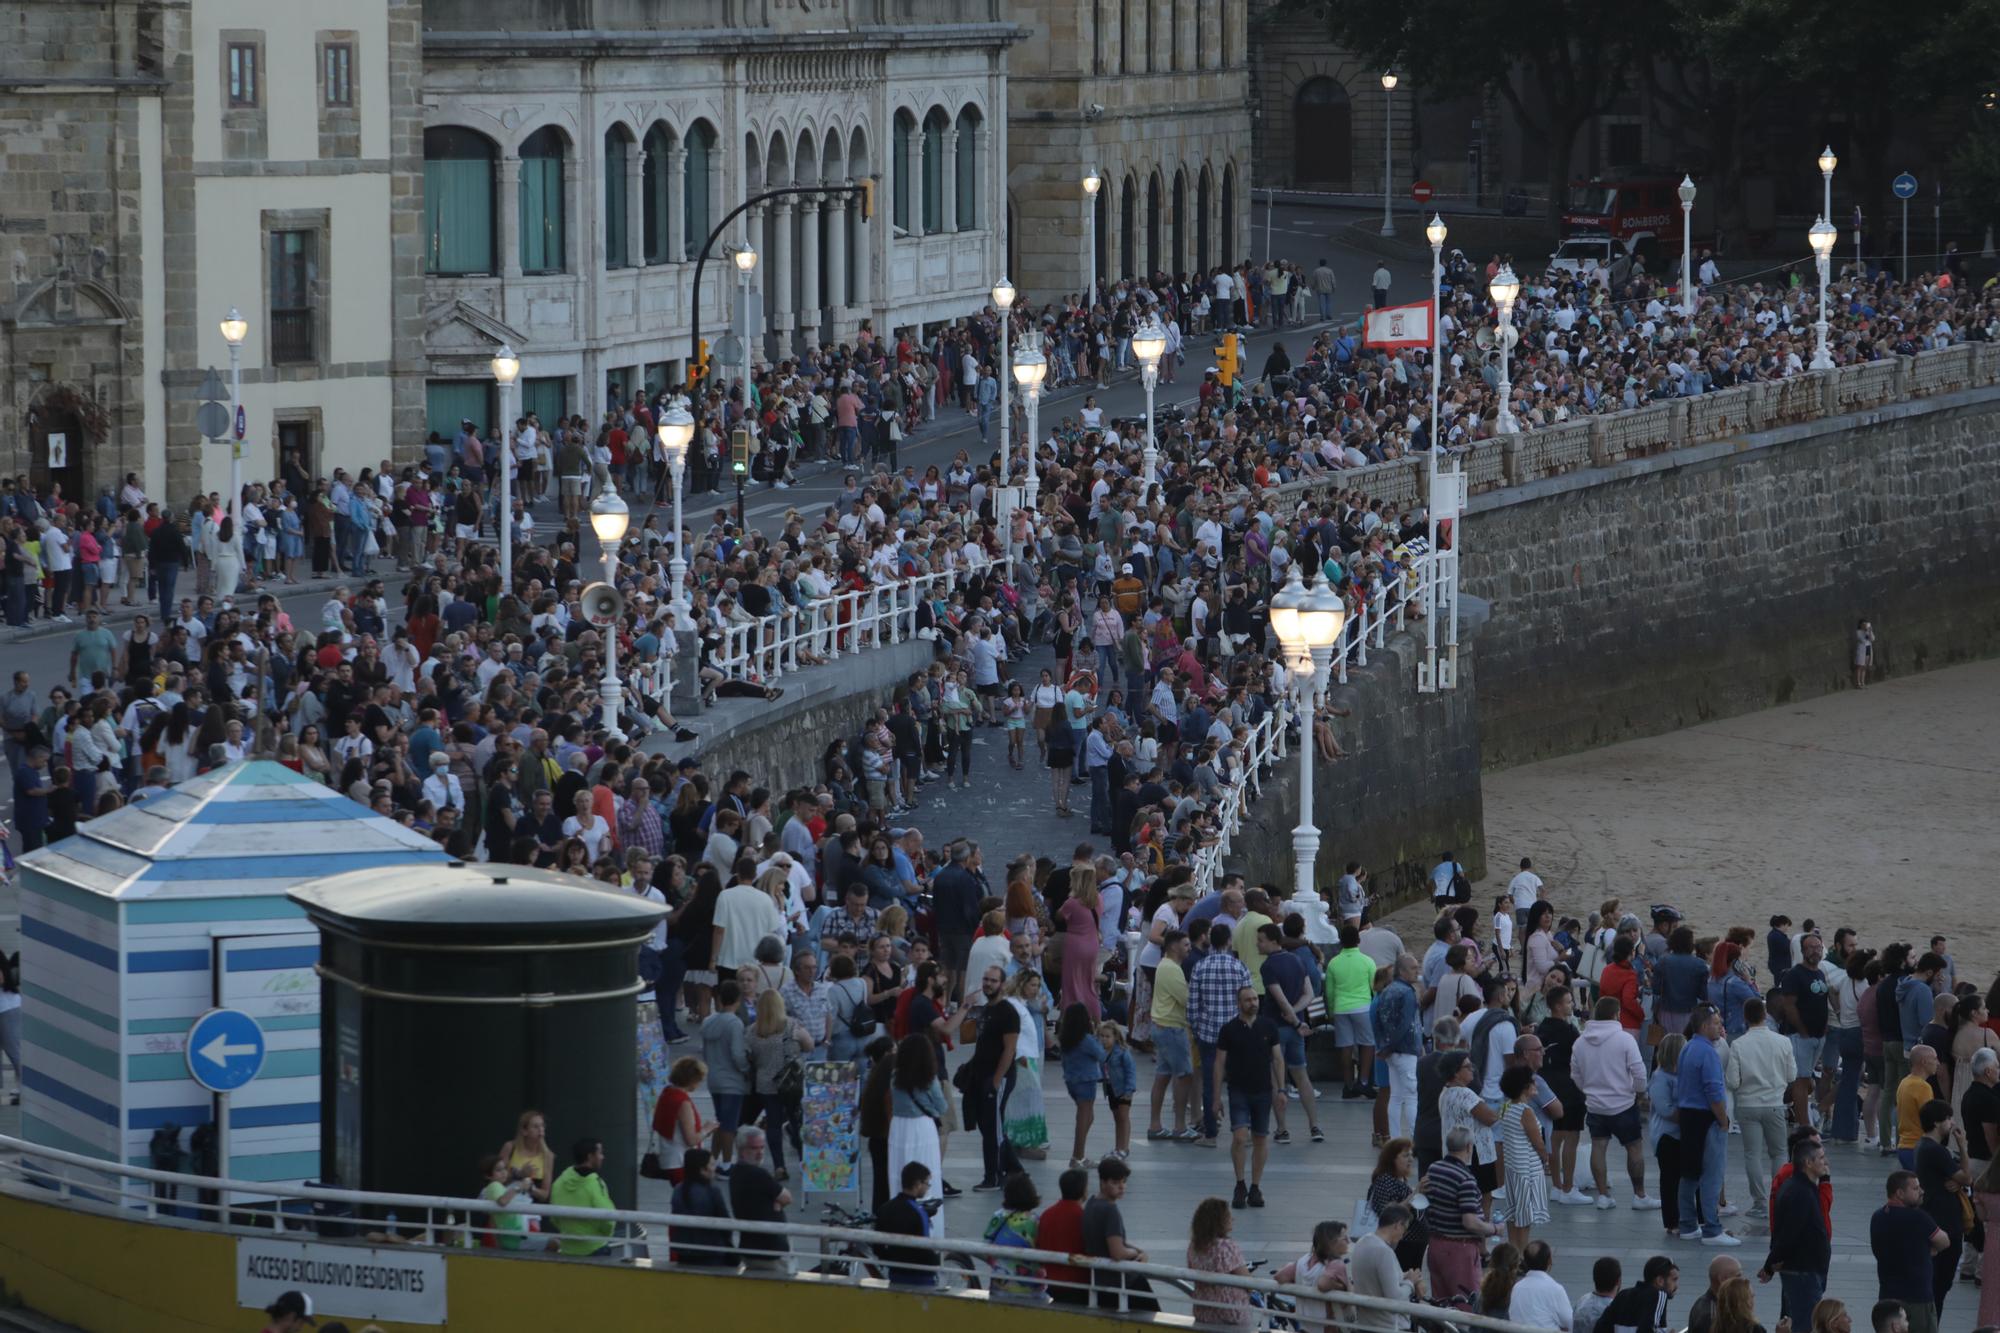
[186,1007,267,1207]
[1893,173,1918,277]
[1410,180,1434,205]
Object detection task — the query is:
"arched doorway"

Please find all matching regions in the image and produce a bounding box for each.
[1293,77,1353,187]
[1119,175,1137,280]
[1172,169,1187,277]
[1222,164,1236,262]
[1197,166,1213,272]
[1146,173,1162,278]
[27,393,89,501]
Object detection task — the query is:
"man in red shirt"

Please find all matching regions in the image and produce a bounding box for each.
[1037,1167,1090,1305]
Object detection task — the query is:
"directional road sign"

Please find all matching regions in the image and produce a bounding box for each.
[1411,180,1435,204]
[1891,173,1918,200]
[185,1007,267,1093]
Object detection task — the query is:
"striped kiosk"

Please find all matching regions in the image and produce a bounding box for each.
[15,760,450,1201]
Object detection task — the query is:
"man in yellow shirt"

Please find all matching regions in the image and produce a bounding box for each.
[1147,928,1198,1140]
[1897,1044,1941,1165]
[1232,887,1276,995]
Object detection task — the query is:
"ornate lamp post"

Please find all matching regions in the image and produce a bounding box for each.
[1809,216,1838,371]
[1130,314,1167,492]
[1678,176,1697,318]
[589,485,631,742]
[657,403,694,625]
[1268,563,1348,919]
[490,343,520,588]
[1013,344,1047,513]
[1379,73,1399,237]
[1488,264,1520,434]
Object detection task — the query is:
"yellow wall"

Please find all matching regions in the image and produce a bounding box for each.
[0,1192,1111,1332]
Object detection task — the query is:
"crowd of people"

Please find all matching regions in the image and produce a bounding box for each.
[5,253,1999,1333]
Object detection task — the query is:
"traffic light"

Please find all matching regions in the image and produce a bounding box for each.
[859,178,875,222]
[1213,332,1239,387]
[731,428,752,475]
[688,339,711,389]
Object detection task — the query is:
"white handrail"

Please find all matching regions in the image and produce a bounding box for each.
[0,1133,1549,1332]
[675,556,1014,692]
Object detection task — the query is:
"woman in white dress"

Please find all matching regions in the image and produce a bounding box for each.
[209,516,243,600]
[1001,968,1050,1159]
[887,1034,946,1237]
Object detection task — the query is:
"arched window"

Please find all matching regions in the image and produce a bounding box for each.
[683,120,715,261]
[1146,173,1162,276]
[1222,163,1236,262]
[1172,168,1187,276]
[604,128,630,269]
[1093,181,1108,289]
[921,108,948,234]
[892,110,916,232]
[1197,165,1213,271]
[518,127,566,274]
[954,106,981,231]
[642,124,673,264]
[1293,78,1353,187]
[1119,175,1137,280]
[423,126,496,275]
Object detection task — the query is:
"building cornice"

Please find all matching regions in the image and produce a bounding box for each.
[422,23,1026,60]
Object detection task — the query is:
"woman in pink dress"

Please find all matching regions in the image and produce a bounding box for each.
[1186,1196,1252,1327]
[1059,867,1102,1020]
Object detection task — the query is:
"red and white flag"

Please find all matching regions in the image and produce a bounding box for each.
[1362,301,1434,349]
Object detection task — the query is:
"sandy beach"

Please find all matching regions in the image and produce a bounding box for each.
[1394,657,2000,981]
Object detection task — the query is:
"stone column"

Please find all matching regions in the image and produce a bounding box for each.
[709,151,727,325]
[853,179,873,311]
[905,131,926,235]
[666,144,687,262]
[625,148,646,268]
[941,129,959,233]
[798,192,822,351]
[826,185,849,337]
[498,155,523,279]
[772,197,795,349]
[976,126,992,232]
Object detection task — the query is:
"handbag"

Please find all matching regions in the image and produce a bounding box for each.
[639,1132,670,1181]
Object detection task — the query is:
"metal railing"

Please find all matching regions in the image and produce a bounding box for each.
[0,1134,1545,1333]
[660,557,1014,694]
[1237,341,2000,513]
[1187,551,1436,889]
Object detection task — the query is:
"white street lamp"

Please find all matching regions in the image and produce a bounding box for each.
[1808,216,1837,371]
[1489,264,1520,434]
[992,276,1016,520]
[1268,563,1348,908]
[1818,145,1838,228]
[1420,214,1447,692]
[219,307,248,539]
[1379,73,1399,237]
[490,343,520,589]
[589,484,632,742]
[1013,344,1047,513]
[1082,167,1102,308]
[657,402,694,625]
[1677,175,1697,318]
[1131,314,1167,492]
[733,243,758,415]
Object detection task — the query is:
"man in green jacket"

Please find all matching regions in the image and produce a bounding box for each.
[550,1137,616,1256]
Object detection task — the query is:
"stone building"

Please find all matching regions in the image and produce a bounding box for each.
[1005,0,1254,302]
[0,0,425,505]
[417,0,1020,440]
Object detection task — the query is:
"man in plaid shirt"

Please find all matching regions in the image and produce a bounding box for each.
[1188,920,1252,1146]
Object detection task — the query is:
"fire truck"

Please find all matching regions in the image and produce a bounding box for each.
[1557,174,1688,261]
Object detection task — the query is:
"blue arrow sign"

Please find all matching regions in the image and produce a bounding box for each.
[185,1007,267,1093]
[1892,172,1918,200]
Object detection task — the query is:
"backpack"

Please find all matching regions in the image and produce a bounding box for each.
[1467,1008,1513,1090]
[837,981,876,1040]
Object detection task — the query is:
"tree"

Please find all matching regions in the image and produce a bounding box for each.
[1323,0,1671,228]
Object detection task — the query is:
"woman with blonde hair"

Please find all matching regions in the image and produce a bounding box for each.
[1809,1298,1853,1333]
[1002,967,1051,1158]
[1709,1275,1769,1333]
[746,988,813,1181]
[495,1109,555,1204]
[1058,867,1102,1019]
